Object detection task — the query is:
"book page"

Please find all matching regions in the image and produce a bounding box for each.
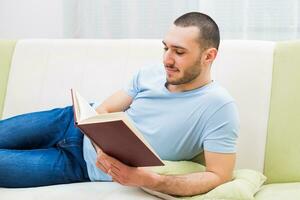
[80,112,125,124]
[73,90,98,121]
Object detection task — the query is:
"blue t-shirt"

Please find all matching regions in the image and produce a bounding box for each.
[83,65,239,181]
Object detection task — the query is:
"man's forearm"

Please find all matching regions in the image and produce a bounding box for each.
[147,171,224,196]
[95,105,109,114]
[96,151,233,196]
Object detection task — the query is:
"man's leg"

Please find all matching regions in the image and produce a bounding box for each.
[0,147,88,188]
[0,106,75,149]
[0,106,90,187]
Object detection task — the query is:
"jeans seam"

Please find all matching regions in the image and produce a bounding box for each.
[57,138,82,148]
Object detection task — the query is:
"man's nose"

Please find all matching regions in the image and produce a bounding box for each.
[163,51,175,66]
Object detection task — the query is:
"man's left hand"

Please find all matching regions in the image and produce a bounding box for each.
[96,151,160,188]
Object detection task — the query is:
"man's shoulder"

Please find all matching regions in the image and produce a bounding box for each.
[199,82,238,119]
[206,82,235,106]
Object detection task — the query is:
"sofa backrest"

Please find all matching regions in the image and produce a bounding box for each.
[2,39,164,115]
[1,39,299,184]
[264,41,300,183]
[0,40,16,118]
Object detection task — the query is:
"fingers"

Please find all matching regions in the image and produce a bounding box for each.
[107,160,121,171]
[96,157,122,183]
[96,159,109,173]
[96,151,111,173]
[100,153,122,170]
[103,154,124,170]
[108,168,122,184]
[95,150,130,184]
[108,168,119,179]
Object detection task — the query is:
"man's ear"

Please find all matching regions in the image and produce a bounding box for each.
[202,48,218,66]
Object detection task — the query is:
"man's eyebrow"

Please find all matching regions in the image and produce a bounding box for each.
[162,40,187,50]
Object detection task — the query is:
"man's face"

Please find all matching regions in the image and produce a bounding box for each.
[162,25,204,85]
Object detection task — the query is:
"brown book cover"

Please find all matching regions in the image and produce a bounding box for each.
[71,89,164,167]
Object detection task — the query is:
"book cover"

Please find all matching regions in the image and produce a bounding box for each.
[71,89,164,167]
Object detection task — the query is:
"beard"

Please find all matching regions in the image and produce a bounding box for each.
[166,59,202,85]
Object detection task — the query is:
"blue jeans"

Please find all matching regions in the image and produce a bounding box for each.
[0,106,90,188]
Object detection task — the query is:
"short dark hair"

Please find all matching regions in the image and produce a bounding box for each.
[174,12,220,50]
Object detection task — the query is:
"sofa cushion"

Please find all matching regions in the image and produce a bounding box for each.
[264,41,300,183]
[0,40,16,119]
[255,182,300,200]
[0,182,161,200]
[143,161,266,200]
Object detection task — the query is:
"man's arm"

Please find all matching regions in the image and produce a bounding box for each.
[97,150,236,196]
[95,89,133,114]
[149,151,235,196]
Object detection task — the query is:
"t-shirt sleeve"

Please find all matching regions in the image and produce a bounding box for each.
[203,102,240,153]
[122,69,141,98]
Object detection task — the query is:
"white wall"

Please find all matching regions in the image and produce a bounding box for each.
[0,0,63,38]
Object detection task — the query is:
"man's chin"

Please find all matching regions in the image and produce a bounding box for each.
[166,78,182,85]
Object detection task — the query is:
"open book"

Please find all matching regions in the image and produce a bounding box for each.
[71,89,164,167]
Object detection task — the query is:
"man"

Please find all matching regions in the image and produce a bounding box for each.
[91,12,239,196]
[0,12,239,196]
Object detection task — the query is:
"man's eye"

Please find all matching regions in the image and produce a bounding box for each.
[176,51,185,55]
[163,47,168,51]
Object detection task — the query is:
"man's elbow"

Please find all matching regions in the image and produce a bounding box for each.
[203,170,233,193]
[215,171,234,186]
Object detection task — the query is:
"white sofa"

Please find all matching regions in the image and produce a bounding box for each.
[0,39,299,199]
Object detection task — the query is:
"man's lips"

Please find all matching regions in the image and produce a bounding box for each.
[165,67,179,74]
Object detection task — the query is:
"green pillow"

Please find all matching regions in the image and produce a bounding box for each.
[141,161,266,200]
